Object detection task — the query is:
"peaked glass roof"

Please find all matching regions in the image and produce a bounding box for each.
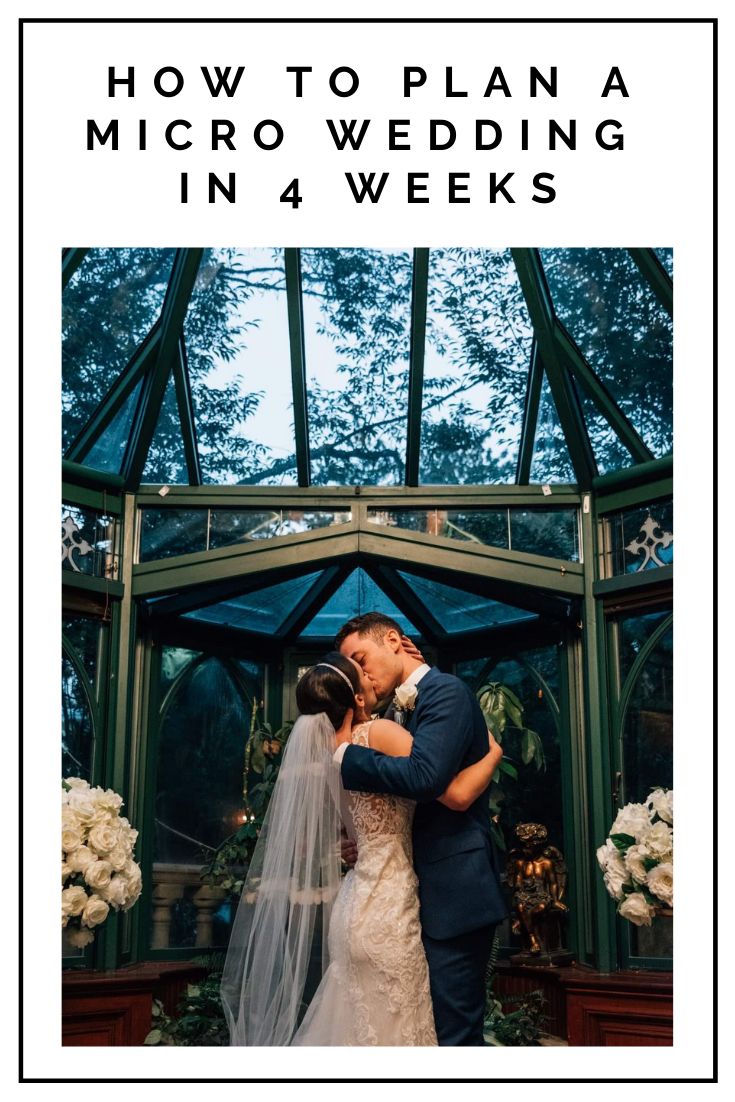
[395,571,538,635]
[302,569,417,638]
[149,562,558,647]
[62,247,673,491]
[183,572,323,634]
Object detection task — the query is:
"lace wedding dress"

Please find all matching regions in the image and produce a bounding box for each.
[292,720,438,1046]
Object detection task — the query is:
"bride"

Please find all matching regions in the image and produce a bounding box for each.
[221,651,502,1046]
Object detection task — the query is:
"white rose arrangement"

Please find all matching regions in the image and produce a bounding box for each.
[62,778,142,948]
[596,787,673,927]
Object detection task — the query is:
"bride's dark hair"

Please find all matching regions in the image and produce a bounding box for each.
[296,651,360,729]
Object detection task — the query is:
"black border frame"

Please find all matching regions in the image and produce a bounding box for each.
[18,12,718,1088]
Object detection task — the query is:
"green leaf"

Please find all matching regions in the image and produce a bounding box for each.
[527,729,546,770]
[490,820,506,851]
[501,686,523,712]
[504,699,524,729]
[249,741,266,775]
[498,759,518,780]
[144,1029,162,1045]
[521,729,534,765]
[643,857,658,872]
[610,832,636,851]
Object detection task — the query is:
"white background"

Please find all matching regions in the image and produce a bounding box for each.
[3,0,724,1090]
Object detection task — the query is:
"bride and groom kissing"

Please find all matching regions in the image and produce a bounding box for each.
[221,611,507,1047]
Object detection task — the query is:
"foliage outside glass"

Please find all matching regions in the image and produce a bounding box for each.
[63,247,671,488]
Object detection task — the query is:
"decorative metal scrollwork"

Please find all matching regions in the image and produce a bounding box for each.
[61,514,93,572]
[625,514,673,571]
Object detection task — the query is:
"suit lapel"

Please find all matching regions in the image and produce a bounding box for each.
[407,667,439,732]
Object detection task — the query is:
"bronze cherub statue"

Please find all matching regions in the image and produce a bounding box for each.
[507,822,573,966]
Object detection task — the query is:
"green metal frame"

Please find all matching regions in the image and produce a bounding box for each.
[405,248,429,486]
[284,248,311,486]
[172,337,202,486]
[512,249,597,488]
[122,249,203,490]
[578,492,618,971]
[61,247,88,290]
[516,340,544,485]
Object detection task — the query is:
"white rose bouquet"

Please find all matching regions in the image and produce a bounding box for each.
[596,787,673,927]
[62,777,142,948]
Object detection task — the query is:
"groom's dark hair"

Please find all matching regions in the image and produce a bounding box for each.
[335,611,402,649]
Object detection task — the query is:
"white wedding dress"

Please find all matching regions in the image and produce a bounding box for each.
[292,720,438,1046]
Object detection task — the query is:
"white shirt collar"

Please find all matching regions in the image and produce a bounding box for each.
[401,663,431,690]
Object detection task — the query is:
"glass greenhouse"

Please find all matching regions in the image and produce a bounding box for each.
[61,246,673,1042]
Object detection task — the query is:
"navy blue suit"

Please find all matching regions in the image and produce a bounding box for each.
[340,667,507,1045]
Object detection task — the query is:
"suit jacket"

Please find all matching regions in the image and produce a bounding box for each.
[340,667,508,939]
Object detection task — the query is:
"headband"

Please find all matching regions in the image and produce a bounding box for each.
[314,662,356,696]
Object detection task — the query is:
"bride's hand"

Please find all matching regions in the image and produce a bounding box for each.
[334,707,354,746]
[400,635,425,663]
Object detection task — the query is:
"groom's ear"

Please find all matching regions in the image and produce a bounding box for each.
[383,628,402,652]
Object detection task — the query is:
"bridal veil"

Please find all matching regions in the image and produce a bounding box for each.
[220,711,343,1046]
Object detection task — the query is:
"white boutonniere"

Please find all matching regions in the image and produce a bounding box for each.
[394,683,418,712]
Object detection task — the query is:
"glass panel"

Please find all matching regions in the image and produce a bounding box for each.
[302,568,418,638]
[83,378,143,474]
[421,248,533,485]
[184,573,322,634]
[62,504,118,578]
[621,625,673,805]
[397,572,537,634]
[509,508,580,561]
[62,654,94,781]
[367,507,508,548]
[208,508,351,549]
[615,616,673,962]
[540,248,673,459]
[62,248,175,455]
[138,509,209,561]
[623,626,673,964]
[301,248,413,486]
[151,655,263,949]
[604,499,673,577]
[529,371,576,483]
[655,248,673,279]
[572,378,635,475]
[617,609,671,684]
[62,616,103,689]
[160,647,201,687]
[184,248,296,485]
[139,507,352,561]
[368,506,580,561]
[142,373,188,485]
[456,646,563,952]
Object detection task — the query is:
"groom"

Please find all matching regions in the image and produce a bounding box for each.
[333,611,507,1046]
